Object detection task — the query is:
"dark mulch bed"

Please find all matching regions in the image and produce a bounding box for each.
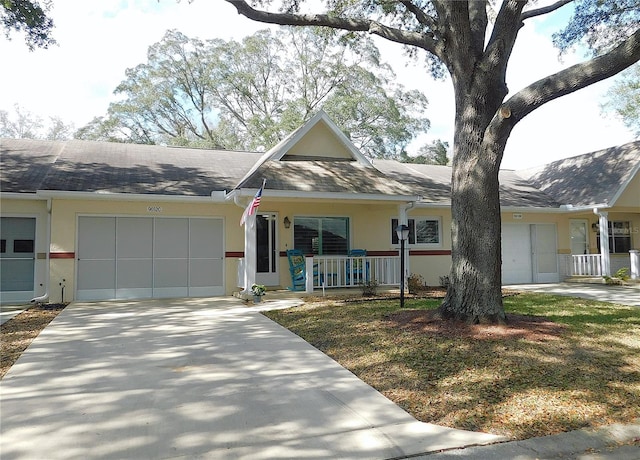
[386,308,567,342]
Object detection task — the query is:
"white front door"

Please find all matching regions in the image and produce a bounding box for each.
[255,213,279,286]
[532,224,559,283]
[570,220,589,255]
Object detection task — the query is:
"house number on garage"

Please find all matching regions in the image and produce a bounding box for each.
[147,206,163,213]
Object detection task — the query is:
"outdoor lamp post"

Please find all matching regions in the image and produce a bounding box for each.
[395,224,410,308]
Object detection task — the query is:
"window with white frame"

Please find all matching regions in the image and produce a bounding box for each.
[597,221,632,254]
[294,217,349,255]
[391,217,441,246]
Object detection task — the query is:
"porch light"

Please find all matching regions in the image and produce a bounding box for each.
[591,222,599,232]
[395,224,410,309]
[283,216,291,229]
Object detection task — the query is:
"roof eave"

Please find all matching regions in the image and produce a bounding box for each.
[35,190,227,202]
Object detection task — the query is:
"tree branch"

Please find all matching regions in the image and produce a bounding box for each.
[399,0,437,30]
[225,0,438,53]
[488,26,640,149]
[521,0,574,21]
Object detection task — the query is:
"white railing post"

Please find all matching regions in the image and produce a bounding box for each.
[305,256,315,293]
[630,250,639,280]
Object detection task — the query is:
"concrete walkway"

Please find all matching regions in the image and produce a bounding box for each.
[0,305,27,325]
[0,297,503,460]
[507,282,640,306]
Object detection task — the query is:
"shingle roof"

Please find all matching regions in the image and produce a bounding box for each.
[237,159,415,196]
[373,161,562,207]
[517,141,640,207]
[1,138,262,196]
[2,137,638,209]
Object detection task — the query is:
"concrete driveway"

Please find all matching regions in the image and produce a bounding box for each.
[0,297,502,460]
[508,283,640,306]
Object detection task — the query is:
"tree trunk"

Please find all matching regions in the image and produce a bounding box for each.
[439,76,508,324]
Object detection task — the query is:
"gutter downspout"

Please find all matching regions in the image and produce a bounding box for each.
[30,198,51,304]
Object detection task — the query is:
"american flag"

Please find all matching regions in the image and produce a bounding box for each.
[240,180,266,226]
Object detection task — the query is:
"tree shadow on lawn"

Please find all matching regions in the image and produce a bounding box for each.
[375,306,640,440]
[272,297,640,441]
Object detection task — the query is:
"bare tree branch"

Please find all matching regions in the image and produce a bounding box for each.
[521,0,574,21]
[225,0,438,53]
[489,26,640,145]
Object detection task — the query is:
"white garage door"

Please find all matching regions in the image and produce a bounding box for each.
[502,223,559,285]
[77,217,224,301]
[502,224,532,284]
[1,217,36,303]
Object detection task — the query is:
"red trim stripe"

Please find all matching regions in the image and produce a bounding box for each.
[50,252,75,259]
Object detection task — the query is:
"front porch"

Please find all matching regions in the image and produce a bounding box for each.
[237,254,404,295]
[562,250,640,282]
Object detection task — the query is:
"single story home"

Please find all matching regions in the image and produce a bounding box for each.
[1,111,639,304]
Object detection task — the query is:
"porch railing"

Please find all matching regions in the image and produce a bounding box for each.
[570,254,603,276]
[310,256,401,289]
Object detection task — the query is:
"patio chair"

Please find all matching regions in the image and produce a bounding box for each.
[286,249,306,291]
[346,249,368,285]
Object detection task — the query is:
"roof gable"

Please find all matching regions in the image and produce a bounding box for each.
[235,111,372,190]
[518,141,640,207]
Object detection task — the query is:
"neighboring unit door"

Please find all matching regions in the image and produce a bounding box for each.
[0,217,36,303]
[77,216,224,301]
[532,224,559,283]
[501,224,533,284]
[255,213,279,286]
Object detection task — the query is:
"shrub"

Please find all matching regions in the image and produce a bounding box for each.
[360,279,379,297]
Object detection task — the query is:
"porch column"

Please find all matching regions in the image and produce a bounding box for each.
[242,213,257,294]
[594,208,611,277]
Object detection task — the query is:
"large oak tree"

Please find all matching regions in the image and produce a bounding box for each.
[225,0,640,323]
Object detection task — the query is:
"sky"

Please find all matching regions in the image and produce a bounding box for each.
[0,0,635,170]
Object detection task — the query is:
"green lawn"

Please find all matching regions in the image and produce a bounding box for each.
[264,293,640,440]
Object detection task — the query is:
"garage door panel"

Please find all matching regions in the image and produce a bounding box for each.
[190,219,224,258]
[78,217,115,259]
[78,260,116,289]
[117,218,152,259]
[502,224,532,284]
[117,259,152,288]
[154,259,188,288]
[1,259,35,291]
[190,259,224,287]
[155,218,189,259]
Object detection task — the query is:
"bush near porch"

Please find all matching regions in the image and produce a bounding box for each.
[264,292,640,440]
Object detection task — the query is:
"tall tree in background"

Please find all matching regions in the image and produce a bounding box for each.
[1,0,55,49]
[603,64,640,137]
[0,104,73,139]
[77,28,430,158]
[400,139,449,165]
[225,0,640,323]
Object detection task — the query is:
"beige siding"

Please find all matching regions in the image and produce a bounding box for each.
[286,122,353,159]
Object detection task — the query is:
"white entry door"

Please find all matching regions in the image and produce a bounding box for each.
[77,216,224,301]
[0,217,36,303]
[255,213,279,286]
